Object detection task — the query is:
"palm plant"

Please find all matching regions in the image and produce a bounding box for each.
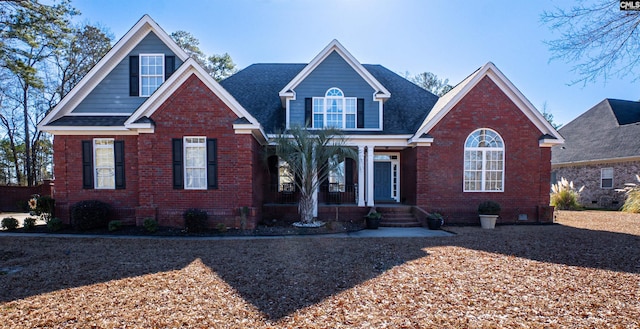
[269,125,356,225]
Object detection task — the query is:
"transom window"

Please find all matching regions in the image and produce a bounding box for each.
[184,137,207,190]
[140,54,164,97]
[93,138,115,189]
[464,129,504,192]
[313,87,357,129]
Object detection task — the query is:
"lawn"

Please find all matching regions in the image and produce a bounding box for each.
[1,211,638,328]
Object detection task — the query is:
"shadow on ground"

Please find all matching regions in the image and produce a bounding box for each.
[1,222,638,320]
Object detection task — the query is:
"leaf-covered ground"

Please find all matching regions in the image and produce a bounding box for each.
[1,211,638,328]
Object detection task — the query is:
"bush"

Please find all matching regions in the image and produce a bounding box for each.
[23,217,37,230]
[30,195,55,222]
[47,218,63,232]
[143,218,158,233]
[215,222,227,233]
[1,217,19,231]
[478,201,501,215]
[183,208,208,233]
[108,220,122,232]
[70,200,112,231]
[550,177,584,210]
[620,174,640,213]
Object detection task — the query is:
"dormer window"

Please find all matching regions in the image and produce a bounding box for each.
[139,54,165,97]
[312,87,357,129]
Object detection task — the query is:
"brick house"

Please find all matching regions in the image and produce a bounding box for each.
[39,15,562,228]
[551,99,640,209]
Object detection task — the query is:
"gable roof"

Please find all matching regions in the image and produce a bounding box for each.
[278,40,390,102]
[409,62,564,146]
[552,99,640,165]
[39,15,190,128]
[220,63,439,135]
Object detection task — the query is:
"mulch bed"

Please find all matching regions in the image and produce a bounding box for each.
[0,210,638,328]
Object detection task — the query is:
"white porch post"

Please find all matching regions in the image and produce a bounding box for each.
[366,145,375,207]
[357,146,365,207]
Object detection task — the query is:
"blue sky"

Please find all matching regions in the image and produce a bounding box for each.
[72,0,636,126]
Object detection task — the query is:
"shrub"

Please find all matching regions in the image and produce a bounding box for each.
[23,217,37,230]
[70,200,112,231]
[47,218,63,232]
[620,174,640,213]
[30,195,55,222]
[143,218,158,233]
[478,201,501,215]
[108,220,122,232]
[215,223,227,233]
[183,208,208,233]
[1,217,19,231]
[550,177,584,210]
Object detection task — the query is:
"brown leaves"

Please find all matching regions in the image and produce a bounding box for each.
[0,211,638,328]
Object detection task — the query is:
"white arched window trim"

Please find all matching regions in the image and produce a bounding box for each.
[463,128,505,192]
[312,87,356,129]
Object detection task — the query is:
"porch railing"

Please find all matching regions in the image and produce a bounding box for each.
[267,183,358,204]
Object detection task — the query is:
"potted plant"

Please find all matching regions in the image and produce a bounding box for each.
[365,210,382,229]
[478,200,500,229]
[427,212,444,230]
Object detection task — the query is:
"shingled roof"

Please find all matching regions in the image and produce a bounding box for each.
[220,63,439,134]
[552,99,640,164]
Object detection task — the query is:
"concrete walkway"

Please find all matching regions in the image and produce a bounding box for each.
[0,226,454,240]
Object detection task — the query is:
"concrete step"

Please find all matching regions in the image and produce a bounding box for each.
[379,220,422,228]
[376,206,421,228]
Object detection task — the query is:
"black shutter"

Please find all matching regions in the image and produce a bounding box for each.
[82,141,93,189]
[129,56,139,96]
[345,158,354,186]
[304,98,312,127]
[114,141,125,189]
[207,139,218,189]
[165,55,175,79]
[268,156,278,189]
[172,138,183,189]
[357,98,365,128]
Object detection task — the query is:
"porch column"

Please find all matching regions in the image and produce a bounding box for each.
[357,146,365,207]
[366,145,375,207]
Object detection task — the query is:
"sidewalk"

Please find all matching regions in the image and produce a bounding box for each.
[0,225,454,240]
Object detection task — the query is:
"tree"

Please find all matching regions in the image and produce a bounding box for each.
[542,0,640,84]
[541,101,563,130]
[410,72,453,96]
[269,126,356,225]
[170,30,236,81]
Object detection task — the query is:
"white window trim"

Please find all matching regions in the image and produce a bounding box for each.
[463,129,505,192]
[93,138,115,190]
[183,136,207,190]
[312,87,357,129]
[139,53,165,97]
[601,167,614,189]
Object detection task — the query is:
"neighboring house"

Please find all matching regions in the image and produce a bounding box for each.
[551,99,640,209]
[39,15,563,228]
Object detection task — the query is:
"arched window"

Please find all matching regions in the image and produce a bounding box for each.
[312,87,356,129]
[464,128,504,192]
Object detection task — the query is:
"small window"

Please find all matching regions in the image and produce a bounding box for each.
[278,159,295,192]
[140,54,165,97]
[601,168,614,189]
[93,138,115,189]
[328,156,346,192]
[184,137,207,190]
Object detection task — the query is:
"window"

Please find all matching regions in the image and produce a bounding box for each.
[464,129,504,192]
[94,139,115,189]
[172,138,217,190]
[139,54,164,97]
[328,156,346,192]
[312,88,357,129]
[278,159,295,192]
[601,168,614,189]
[184,137,206,190]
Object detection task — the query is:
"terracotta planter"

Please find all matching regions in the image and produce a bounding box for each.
[479,214,498,229]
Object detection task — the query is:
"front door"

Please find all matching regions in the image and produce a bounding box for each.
[374,161,392,201]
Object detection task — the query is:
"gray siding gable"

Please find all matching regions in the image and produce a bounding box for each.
[289,51,379,128]
[72,31,183,114]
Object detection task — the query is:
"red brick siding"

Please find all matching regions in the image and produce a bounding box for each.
[53,135,139,224]
[415,76,552,224]
[53,74,262,229]
[0,180,54,212]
